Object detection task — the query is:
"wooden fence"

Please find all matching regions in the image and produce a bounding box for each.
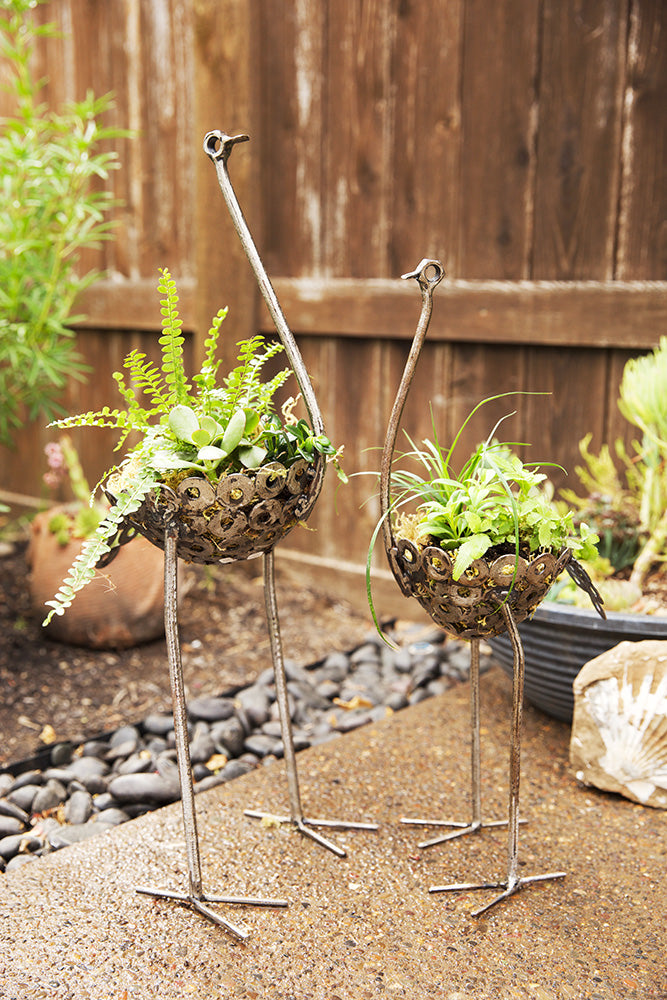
[2,0,666,613]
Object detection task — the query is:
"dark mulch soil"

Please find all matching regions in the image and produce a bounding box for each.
[0,542,372,769]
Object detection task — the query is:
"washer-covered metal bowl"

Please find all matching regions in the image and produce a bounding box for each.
[387,537,571,640]
[125,457,323,564]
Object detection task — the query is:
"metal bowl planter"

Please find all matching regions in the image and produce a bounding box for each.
[388,541,572,641]
[125,457,323,565]
[488,600,667,723]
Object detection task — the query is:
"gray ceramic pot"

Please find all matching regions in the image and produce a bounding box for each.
[487,601,667,722]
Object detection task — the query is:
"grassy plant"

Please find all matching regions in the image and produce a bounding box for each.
[367,395,599,634]
[43,269,344,624]
[0,0,129,446]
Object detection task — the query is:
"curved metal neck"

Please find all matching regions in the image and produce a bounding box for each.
[379,259,444,554]
[203,130,324,437]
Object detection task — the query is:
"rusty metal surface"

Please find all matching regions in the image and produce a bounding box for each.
[387,542,572,639]
[124,458,323,565]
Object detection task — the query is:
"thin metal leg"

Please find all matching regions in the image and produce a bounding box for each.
[137,525,289,939]
[243,550,379,857]
[429,605,566,915]
[401,638,514,847]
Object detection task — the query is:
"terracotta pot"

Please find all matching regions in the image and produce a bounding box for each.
[28,508,186,649]
[488,601,667,722]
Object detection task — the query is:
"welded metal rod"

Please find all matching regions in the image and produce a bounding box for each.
[429,604,566,915]
[203,130,323,438]
[379,259,444,556]
[164,522,203,899]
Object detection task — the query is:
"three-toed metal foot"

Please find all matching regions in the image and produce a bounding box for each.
[244,810,379,858]
[136,886,288,940]
[250,551,379,859]
[429,869,567,918]
[401,639,519,849]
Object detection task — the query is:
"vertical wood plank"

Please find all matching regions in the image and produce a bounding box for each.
[532,0,628,279]
[616,0,667,278]
[323,1,398,277]
[458,0,541,278]
[193,0,261,367]
[522,345,607,491]
[387,0,463,276]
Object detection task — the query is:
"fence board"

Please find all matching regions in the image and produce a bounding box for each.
[616,0,667,278]
[458,0,541,278]
[259,278,667,348]
[533,0,627,279]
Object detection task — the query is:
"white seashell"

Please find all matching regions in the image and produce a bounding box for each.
[570,639,667,809]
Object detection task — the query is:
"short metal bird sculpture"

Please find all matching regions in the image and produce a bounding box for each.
[379,258,605,916]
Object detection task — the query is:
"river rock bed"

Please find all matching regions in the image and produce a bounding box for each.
[0,628,491,873]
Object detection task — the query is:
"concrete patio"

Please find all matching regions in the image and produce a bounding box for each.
[1,667,665,999]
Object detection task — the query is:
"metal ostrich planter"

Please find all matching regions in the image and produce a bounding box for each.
[380,259,604,917]
[203,131,378,859]
[88,131,378,939]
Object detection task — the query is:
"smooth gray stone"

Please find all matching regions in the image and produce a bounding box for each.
[91,792,119,812]
[7,770,44,792]
[410,658,441,689]
[194,774,226,793]
[108,772,180,806]
[187,696,235,722]
[408,688,431,705]
[43,767,78,784]
[244,734,279,758]
[32,779,67,814]
[333,710,373,733]
[93,808,129,826]
[320,652,350,682]
[0,798,30,824]
[391,648,414,673]
[142,713,174,736]
[6,785,41,813]
[0,815,26,838]
[75,774,109,795]
[5,854,36,872]
[218,759,254,782]
[105,738,139,762]
[286,680,331,711]
[283,659,313,685]
[109,725,141,748]
[0,775,14,796]
[385,691,409,712]
[235,687,271,728]
[350,643,381,665]
[210,717,245,758]
[66,757,109,780]
[81,740,109,758]
[50,742,73,766]
[0,833,43,860]
[47,821,115,850]
[64,789,93,825]
[116,752,154,776]
[189,734,216,766]
[315,678,340,700]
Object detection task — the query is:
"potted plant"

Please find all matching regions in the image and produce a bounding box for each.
[42,267,343,627]
[489,337,667,721]
[28,435,178,648]
[369,393,601,644]
[0,0,129,447]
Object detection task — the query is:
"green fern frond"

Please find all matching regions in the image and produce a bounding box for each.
[48,406,129,430]
[158,267,190,405]
[42,470,155,626]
